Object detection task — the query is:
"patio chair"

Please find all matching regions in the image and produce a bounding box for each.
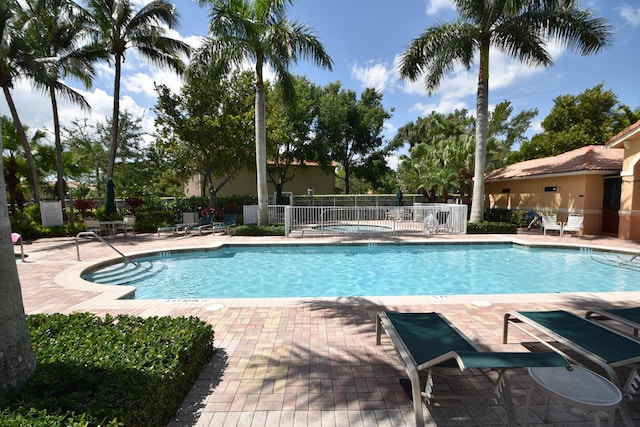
[376,311,569,427]
[116,215,136,237]
[562,214,583,236]
[212,213,237,235]
[83,218,104,236]
[586,307,640,337]
[541,214,562,235]
[186,214,214,235]
[503,309,640,425]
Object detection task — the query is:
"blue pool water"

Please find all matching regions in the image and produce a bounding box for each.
[82,243,640,299]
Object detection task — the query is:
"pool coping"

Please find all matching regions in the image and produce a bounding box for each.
[57,234,640,311]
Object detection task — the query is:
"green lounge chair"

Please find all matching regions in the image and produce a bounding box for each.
[586,307,640,337]
[212,213,237,235]
[157,223,188,236]
[186,214,214,235]
[504,310,640,426]
[376,311,569,427]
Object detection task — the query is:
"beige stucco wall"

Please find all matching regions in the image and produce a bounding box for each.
[485,173,607,234]
[186,165,335,198]
[617,135,640,239]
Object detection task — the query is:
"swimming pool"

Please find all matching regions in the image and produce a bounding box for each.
[81,243,640,300]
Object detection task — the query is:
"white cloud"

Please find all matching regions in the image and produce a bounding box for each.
[396,38,565,118]
[351,62,395,91]
[619,5,640,27]
[425,0,455,16]
[411,99,469,116]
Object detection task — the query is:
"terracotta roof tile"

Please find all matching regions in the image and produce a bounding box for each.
[485,145,623,181]
[606,119,640,147]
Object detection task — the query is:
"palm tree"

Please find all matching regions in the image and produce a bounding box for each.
[21,0,103,204]
[0,4,36,398]
[399,0,611,222]
[197,0,332,225]
[0,0,42,202]
[85,0,190,196]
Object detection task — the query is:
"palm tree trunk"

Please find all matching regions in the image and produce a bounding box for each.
[255,78,269,226]
[106,55,122,184]
[50,87,65,203]
[470,44,490,223]
[0,135,36,396]
[2,87,41,202]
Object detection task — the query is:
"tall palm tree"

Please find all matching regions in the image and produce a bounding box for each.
[85,0,190,196]
[197,0,332,225]
[399,0,611,222]
[0,0,42,202]
[0,2,37,396]
[21,0,103,204]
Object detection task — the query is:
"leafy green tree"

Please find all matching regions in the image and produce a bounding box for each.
[197,0,333,225]
[2,116,30,211]
[63,118,108,197]
[85,0,190,198]
[154,66,255,207]
[351,150,397,194]
[398,0,611,222]
[397,110,475,200]
[313,83,391,194]
[266,75,323,194]
[486,101,537,170]
[514,84,640,161]
[0,0,42,201]
[21,0,102,204]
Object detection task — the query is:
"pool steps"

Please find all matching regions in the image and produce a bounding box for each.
[83,261,165,286]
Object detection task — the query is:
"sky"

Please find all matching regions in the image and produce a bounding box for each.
[3,0,640,169]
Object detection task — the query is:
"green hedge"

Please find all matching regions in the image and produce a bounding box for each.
[1,313,215,427]
[233,224,285,236]
[467,221,518,234]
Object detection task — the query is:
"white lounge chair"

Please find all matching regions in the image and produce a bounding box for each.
[541,214,562,235]
[562,214,583,236]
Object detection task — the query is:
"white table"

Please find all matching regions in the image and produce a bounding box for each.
[524,365,622,427]
[100,220,124,238]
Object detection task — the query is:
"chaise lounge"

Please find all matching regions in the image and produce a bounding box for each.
[376,311,569,427]
[586,306,640,337]
[504,310,640,426]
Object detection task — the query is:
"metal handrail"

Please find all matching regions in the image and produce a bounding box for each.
[75,231,135,263]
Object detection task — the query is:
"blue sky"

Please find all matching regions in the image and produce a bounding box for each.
[3,0,640,166]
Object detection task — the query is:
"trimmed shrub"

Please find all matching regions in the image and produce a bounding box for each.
[233,224,285,236]
[1,313,214,427]
[467,221,518,234]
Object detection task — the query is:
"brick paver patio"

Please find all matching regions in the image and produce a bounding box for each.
[14,231,640,426]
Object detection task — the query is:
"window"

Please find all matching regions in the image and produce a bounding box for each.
[501,188,510,193]
[543,186,557,192]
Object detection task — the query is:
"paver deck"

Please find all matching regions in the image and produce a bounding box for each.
[14,231,640,426]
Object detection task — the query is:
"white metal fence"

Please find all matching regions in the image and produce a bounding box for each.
[282,204,467,237]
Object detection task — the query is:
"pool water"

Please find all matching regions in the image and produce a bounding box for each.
[82,243,640,299]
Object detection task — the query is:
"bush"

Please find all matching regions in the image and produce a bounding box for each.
[233,224,285,236]
[484,208,538,228]
[1,313,215,427]
[467,221,518,234]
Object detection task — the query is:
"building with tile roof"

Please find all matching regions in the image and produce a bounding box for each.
[484,145,623,236]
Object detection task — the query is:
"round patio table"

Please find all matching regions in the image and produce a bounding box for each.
[523,365,622,427]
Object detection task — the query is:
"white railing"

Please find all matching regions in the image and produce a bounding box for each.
[283,204,467,237]
[243,204,287,224]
